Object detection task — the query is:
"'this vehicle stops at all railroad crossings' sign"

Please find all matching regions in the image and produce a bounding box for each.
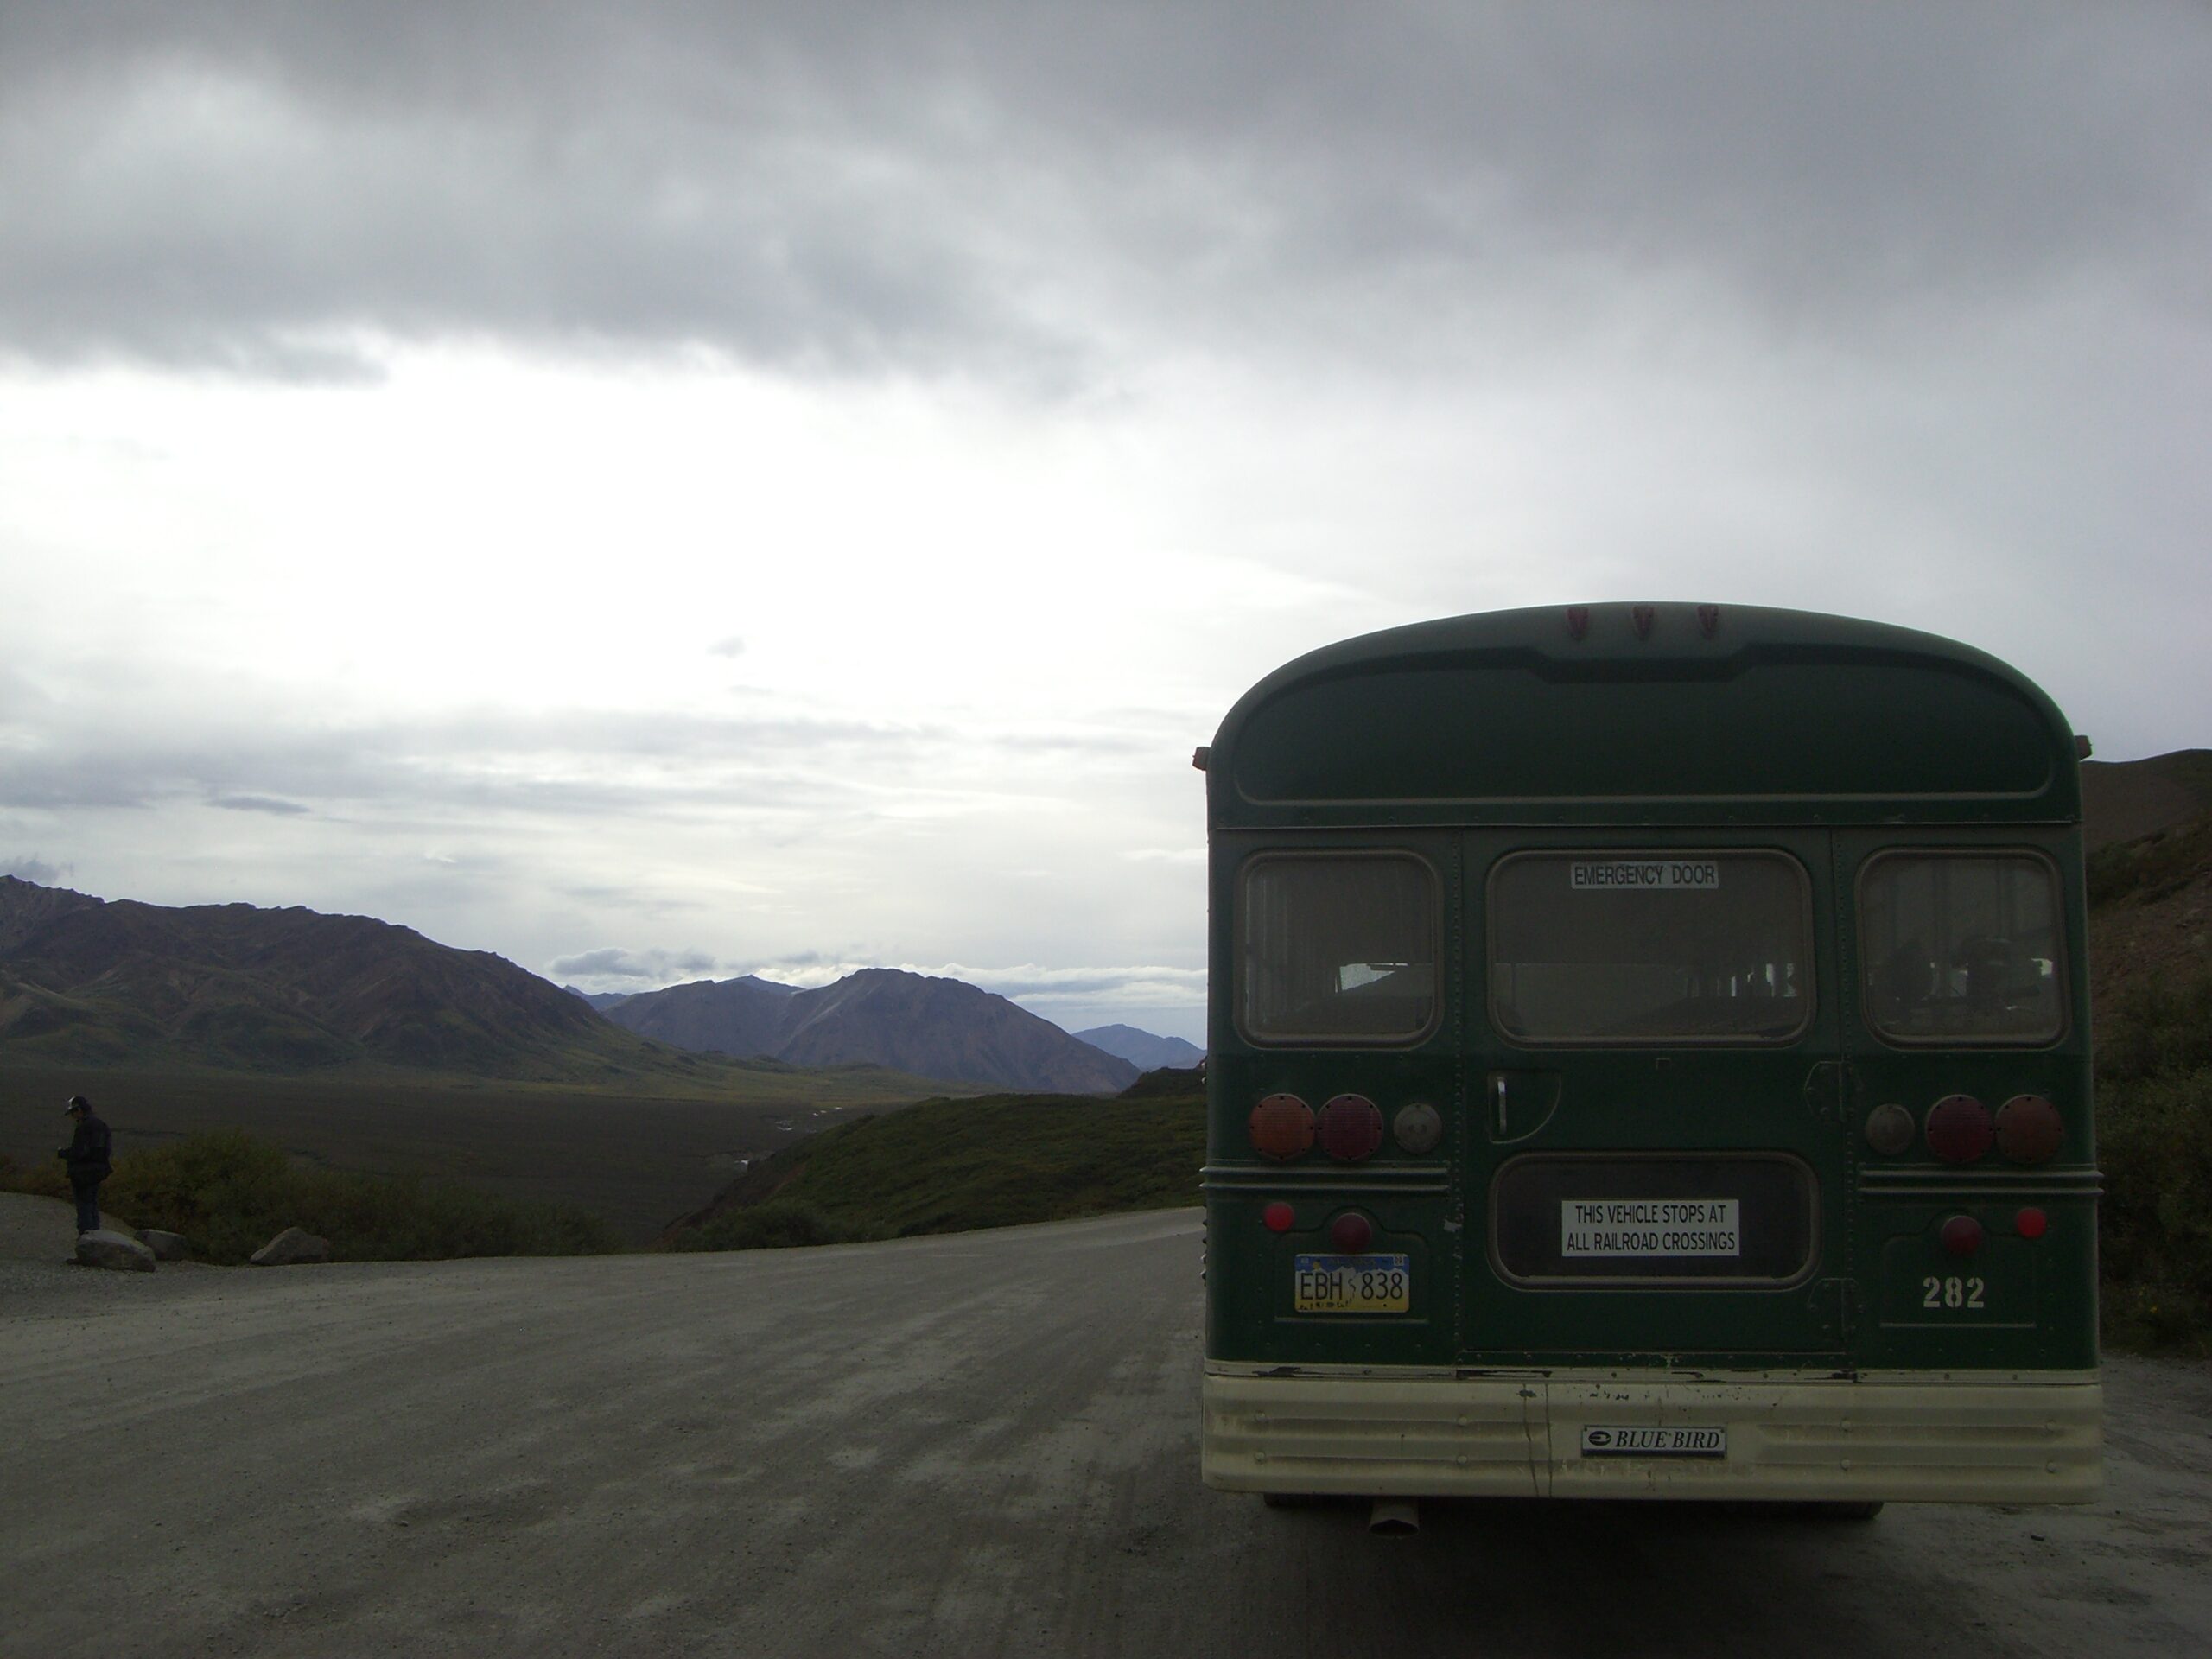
[1560,1199,1741,1258]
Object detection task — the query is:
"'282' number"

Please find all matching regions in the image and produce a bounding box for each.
[1922,1274,1986,1311]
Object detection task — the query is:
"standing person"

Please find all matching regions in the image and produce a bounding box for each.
[58,1096,112,1235]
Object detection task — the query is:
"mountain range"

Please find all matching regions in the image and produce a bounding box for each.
[0,874,672,1079]
[0,876,1151,1095]
[593,970,1139,1095]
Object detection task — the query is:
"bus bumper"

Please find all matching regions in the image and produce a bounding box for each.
[1202,1365,2102,1504]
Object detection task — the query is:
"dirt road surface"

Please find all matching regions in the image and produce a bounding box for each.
[3,1208,2208,1658]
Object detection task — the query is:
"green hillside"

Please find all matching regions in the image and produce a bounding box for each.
[2086,787,2212,1352]
[660,1085,1205,1249]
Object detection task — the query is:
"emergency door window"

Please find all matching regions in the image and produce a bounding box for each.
[1240,855,1437,1043]
[1490,852,1813,1043]
[1859,853,2063,1043]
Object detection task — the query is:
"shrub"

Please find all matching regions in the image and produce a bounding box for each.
[2097,967,2212,1355]
[2086,814,2212,908]
[50,1128,619,1263]
[2097,969,2212,1084]
[0,1151,68,1200]
[669,1199,872,1253]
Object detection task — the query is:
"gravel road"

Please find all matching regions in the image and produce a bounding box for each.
[3,1206,2208,1658]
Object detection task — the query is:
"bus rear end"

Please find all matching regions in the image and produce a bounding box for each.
[1198,603,2101,1507]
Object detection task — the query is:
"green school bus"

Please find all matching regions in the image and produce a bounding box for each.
[1197,603,2101,1507]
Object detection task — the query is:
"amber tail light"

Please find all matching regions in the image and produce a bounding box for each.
[1249,1094,1314,1161]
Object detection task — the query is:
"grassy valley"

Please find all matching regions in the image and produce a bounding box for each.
[0,1056,961,1244]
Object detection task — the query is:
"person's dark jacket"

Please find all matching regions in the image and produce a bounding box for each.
[60,1112,112,1183]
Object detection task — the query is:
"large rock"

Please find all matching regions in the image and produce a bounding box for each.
[251,1226,331,1266]
[140,1229,189,1261]
[75,1229,156,1272]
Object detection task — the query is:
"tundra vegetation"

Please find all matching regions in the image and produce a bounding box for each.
[2095,968,2212,1352]
[2085,801,2212,1353]
[657,1088,1207,1252]
[2,1128,616,1262]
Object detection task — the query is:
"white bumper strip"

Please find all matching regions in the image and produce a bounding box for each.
[1202,1367,2101,1504]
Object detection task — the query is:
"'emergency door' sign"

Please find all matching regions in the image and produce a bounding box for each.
[1570,860,1720,891]
[1561,1199,1741,1258]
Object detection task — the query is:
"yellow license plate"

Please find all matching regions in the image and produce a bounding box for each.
[1294,1253,1411,1313]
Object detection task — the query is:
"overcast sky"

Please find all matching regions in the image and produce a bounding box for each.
[3,2,2206,1045]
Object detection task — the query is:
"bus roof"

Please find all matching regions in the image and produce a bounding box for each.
[1207,602,2082,829]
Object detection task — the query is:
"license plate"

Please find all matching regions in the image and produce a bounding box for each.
[1294,1253,1410,1313]
[1580,1426,1728,1459]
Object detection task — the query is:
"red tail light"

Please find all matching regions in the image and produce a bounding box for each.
[1249,1094,1314,1161]
[1924,1095,1993,1164]
[1995,1094,2063,1165]
[1330,1211,1373,1252]
[1262,1201,1296,1234]
[2016,1207,2049,1240]
[1316,1094,1384,1163]
[1941,1215,1985,1255]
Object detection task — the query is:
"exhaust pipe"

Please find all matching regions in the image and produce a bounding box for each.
[1369,1497,1419,1535]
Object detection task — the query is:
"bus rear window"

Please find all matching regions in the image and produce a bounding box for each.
[1859,853,2063,1044]
[1489,852,1812,1044]
[1239,855,1437,1043]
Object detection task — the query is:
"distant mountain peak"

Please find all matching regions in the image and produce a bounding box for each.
[603,965,1139,1094]
[1074,1024,1205,1071]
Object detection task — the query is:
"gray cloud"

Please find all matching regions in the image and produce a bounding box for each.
[3,855,67,884]
[0,702,957,821]
[549,945,721,982]
[707,636,746,658]
[3,3,2202,380]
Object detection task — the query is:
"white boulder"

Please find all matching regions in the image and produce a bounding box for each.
[141,1229,189,1261]
[75,1229,156,1272]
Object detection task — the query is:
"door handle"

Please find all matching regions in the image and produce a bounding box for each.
[1486,1070,1561,1142]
